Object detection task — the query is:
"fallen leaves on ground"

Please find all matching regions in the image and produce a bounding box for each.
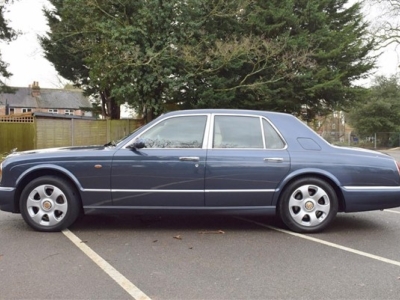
[198,230,225,234]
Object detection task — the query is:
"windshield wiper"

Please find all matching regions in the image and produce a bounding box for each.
[104,141,116,147]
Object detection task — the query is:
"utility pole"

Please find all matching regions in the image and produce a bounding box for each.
[5,98,9,115]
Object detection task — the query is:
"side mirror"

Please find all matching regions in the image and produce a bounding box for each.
[130,138,146,149]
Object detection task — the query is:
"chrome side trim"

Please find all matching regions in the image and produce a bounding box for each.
[343,186,400,191]
[0,187,14,192]
[83,189,275,193]
[112,189,204,193]
[205,189,274,193]
[82,189,110,192]
[85,187,400,193]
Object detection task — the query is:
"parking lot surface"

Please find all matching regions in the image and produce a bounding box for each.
[2,150,400,299]
[2,209,400,300]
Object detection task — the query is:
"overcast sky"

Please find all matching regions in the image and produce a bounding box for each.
[1,0,66,88]
[1,0,399,89]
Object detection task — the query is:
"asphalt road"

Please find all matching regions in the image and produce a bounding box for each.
[1,151,400,299]
[2,209,400,299]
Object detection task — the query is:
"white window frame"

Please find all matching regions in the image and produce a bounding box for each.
[22,108,32,113]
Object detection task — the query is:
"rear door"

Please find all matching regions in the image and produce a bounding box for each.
[205,114,290,206]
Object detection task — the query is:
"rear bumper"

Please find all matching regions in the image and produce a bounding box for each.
[0,187,16,212]
[342,186,400,212]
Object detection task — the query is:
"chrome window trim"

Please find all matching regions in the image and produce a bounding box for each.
[261,117,288,150]
[123,112,288,151]
[123,113,211,150]
[259,117,267,149]
[210,114,265,150]
[209,113,288,150]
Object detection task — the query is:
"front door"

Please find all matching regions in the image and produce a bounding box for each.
[111,114,208,207]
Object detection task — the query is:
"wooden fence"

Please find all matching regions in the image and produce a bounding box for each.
[0,114,144,155]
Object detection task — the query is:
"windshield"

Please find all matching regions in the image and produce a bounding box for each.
[104,126,143,147]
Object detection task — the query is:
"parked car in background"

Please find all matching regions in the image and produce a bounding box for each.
[1,109,400,233]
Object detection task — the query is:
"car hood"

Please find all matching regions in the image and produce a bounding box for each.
[7,145,107,157]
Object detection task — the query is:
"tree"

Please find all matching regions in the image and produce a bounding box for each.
[0,0,17,93]
[348,75,400,145]
[41,0,375,120]
[366,0,400,49]
[174,0,375,120]
[169,1,313,112]
[41,0,119,119]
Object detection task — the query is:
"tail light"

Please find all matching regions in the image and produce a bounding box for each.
[396,161,400,176]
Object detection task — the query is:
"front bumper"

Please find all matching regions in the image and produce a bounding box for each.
[0,187,16,212]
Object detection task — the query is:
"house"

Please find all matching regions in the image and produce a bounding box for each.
[0,81,92,116]
[309,111,353,144]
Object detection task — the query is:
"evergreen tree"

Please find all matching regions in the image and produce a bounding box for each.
[41,0,375,120]
[348,75,400,146]
[0,0,17,93]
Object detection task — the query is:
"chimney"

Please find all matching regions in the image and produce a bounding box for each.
[31,81,40,97]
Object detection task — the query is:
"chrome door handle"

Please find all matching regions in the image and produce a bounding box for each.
[264,158,284,163]
[179,157,200,162]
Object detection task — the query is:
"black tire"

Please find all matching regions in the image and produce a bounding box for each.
[278,177,338,233]
[19,176,81,232]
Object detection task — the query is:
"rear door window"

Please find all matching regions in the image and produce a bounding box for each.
[213,115,263,148]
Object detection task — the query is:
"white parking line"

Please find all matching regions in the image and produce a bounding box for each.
[385,209,400,214]
[236,217,400,267]
[62,229,151,300]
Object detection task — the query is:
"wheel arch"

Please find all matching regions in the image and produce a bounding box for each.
[272,169,345,212]
[13,165,83,213]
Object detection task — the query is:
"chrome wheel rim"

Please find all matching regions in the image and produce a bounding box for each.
[26,185,68,226]
[288,184,331,227]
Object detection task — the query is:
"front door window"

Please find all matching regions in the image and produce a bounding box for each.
[140,115,207,148]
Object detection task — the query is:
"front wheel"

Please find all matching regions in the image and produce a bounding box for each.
[278,177,338,233]
[19,176,81,232]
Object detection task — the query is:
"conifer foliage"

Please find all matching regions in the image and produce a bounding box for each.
[41,0,375,120]
[0,0,17,93]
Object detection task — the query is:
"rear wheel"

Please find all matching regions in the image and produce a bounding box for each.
[278,177,338,233]
[19,176,81,232]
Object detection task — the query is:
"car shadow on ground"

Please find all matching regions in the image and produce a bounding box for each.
[327,212,389,233]
[69,214,282,233]
[67,212,387,235]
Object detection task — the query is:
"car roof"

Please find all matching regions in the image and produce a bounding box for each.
[162,109,292,118]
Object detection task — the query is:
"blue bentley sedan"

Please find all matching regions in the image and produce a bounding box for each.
[1,109,400,233]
